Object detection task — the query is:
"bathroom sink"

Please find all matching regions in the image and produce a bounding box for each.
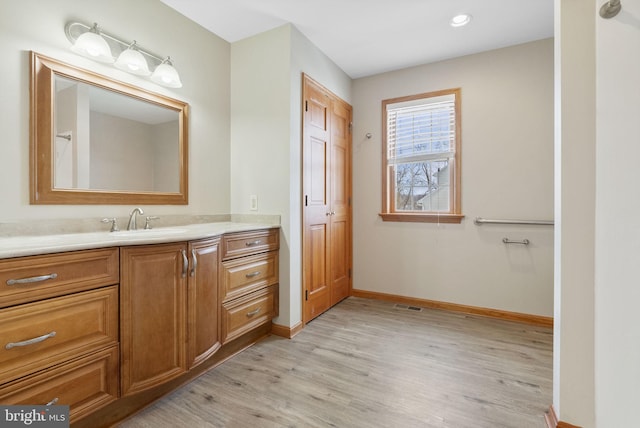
[110,228,188,238]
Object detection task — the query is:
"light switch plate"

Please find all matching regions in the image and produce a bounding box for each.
[249,195,258,211]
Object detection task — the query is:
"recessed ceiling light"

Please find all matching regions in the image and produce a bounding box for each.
[450,14,472,27]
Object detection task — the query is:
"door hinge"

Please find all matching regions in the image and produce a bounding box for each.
[305,195,308,206]
[348,197,351,206]
[348,268,352,278]
[305,100,308,112]
[305,289,309,301]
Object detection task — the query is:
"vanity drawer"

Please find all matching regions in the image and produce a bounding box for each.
[221,252,278,302]
[0,344,119,423]
[0,248,119,308]
[221,229,279,260]
[0,286,118,384]
[221,285,277,344]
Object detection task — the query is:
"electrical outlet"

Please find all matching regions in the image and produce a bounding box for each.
[249,195,258,211]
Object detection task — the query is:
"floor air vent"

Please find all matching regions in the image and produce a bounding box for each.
[394,304,423,312]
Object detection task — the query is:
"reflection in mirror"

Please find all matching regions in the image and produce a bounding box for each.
[54,76,179,192]
[31,51,188,205]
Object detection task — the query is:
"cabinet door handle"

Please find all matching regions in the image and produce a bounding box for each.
[190,249,197,277]
[6,331,56,350]
[245,240,261,247]
[181,250,188,278]
[45,398,59,406]
[246,307,261,317]
[6,273,58,286]
[245,271,261,279]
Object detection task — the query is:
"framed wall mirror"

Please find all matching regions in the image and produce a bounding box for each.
[30,51,189,204]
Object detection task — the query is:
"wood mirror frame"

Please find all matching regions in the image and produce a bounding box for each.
[30,51,189,205]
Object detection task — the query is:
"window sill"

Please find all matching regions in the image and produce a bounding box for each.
[378,213,465,224]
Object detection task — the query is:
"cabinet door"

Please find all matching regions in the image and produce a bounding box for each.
[187,238,221,369]
[120,243,187,396]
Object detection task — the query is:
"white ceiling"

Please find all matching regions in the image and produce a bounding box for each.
[160,0,554,79]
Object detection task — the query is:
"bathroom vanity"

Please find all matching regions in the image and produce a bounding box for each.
[0,222,279,427]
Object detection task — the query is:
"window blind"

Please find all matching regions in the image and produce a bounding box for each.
[386,95,456,164]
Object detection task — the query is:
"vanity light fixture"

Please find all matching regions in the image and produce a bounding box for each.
[450,13,472,27]
[151,57,182,88]
[65,21,182,88]
[70,23,114,63]
[115,41,151,76]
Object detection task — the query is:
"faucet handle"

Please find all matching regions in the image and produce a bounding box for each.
[101,217,120,232]
[144,216,160,230]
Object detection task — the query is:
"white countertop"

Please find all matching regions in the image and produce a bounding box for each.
[0,222,279,259]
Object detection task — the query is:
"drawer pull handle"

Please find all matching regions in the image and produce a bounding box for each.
[246,307,261,317]
[6,331,56,350]
[7,273,58,286]
[245,271,261,278]
[245,240,262,247]
[45,398,59,406]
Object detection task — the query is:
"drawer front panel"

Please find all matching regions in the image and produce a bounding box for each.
[221,252,278,302]
[222,286,275,344]
[0,248,119,308]
[0,286,118,384]
[0,345,119,423]
[221,229,279,260]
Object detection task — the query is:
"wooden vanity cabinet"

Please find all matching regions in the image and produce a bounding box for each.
[0,227,278,427]
[0,248,119,422]
[119,237,220,397]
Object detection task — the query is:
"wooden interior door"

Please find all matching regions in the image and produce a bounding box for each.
[303,78,332,322]
[329,98,352,306]
[302,74,352,323]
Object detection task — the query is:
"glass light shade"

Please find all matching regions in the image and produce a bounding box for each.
[71,31,113,63]
[151,62,182,88]
[115,48,151,76]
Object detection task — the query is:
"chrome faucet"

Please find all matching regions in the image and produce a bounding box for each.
[127,208,144,230]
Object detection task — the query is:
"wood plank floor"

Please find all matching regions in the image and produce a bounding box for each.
[118,297,552,428]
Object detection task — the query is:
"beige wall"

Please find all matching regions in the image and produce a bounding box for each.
[594,0,640,425]
[230,24,351,327]
[352,39,554,317]
[554,0,640,425]
[554,0,596,425]
[0,0,230,219]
